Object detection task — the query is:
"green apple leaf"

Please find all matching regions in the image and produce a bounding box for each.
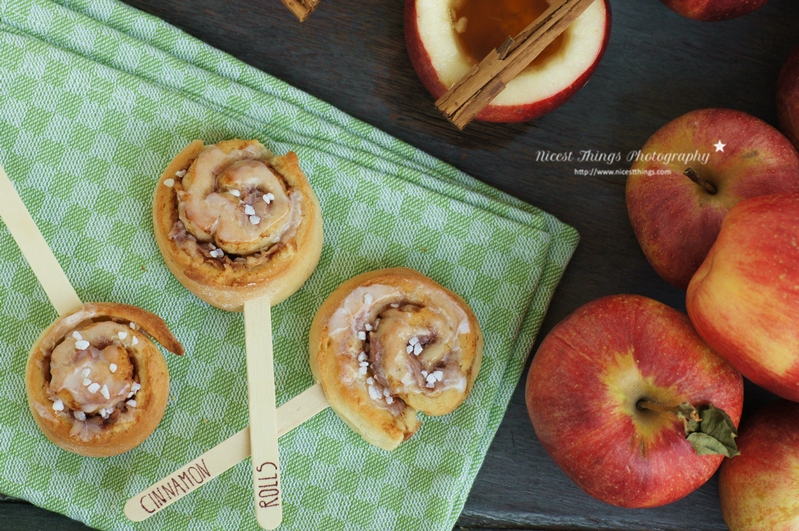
[682,403,739,458]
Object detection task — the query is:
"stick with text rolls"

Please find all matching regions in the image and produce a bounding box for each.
[124,384,329,521]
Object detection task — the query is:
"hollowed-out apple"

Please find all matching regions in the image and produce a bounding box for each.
[405,0,611,123]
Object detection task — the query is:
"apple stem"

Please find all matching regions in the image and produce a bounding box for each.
[684,167,717,194]
[636,400,701,421]
[637,400,676,415]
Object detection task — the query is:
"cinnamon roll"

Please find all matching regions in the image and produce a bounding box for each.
[153,139,324,311]
[309,268,483,450]
[25,303,183,457]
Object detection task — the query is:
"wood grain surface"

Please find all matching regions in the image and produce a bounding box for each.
[3,0,799,529]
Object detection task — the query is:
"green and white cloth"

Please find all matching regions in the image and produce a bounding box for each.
[0,1,579,529]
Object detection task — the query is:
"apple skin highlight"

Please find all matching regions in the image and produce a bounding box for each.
[404,0,611,123]
[687,193,799,401]
[660,0,769,22]
[526,295,742,508]
[719,400,799,531]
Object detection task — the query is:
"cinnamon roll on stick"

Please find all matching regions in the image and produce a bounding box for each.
[309,268,483,450]
[26,303,183,457]
[153,139,324,311]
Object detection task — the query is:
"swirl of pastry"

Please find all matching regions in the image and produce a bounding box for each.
[309,268,483,450]
[25,303,183,457]
[153,139,323,311]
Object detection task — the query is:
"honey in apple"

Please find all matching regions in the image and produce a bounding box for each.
[451,0,567,68]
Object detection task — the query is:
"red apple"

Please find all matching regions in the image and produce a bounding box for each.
[526,295,743,508]
[687,193,799,401]
[719,400,799,531]
[778,45,799,150]
[660,0,769,21]
[626,109,799,290]
[404,0,611,123]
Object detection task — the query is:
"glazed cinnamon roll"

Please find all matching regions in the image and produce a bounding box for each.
[26,303,183,457]
[309,268,483,450]
[153,139,324,311]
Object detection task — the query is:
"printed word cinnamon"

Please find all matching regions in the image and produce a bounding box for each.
[138,459,212,514]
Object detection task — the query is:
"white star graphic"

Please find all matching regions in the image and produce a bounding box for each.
[714,140,726,153]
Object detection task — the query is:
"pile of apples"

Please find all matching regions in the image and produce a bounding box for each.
[526,45,799,530]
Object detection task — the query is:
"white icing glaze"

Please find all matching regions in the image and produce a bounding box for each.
[327,284,402,338]
[177,143,303,256]
[49,321,138,415]
[326,281,473,412]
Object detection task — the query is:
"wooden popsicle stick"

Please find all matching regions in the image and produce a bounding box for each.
[244,296,282,529]
[0,165,82,316]
[124,383,329,522]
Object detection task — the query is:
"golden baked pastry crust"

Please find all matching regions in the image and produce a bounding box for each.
[153,139,324,311]
[309,268,483,450]
[25,303,183,457]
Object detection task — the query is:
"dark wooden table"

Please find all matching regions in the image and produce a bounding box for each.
[3,0,798,529]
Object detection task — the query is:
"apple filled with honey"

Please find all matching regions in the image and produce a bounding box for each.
[405,0,611,122]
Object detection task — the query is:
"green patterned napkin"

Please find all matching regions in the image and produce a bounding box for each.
[0,0,578,529]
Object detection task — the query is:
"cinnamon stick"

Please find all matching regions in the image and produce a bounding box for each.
[436,0,596,130]
[280,0,320,22]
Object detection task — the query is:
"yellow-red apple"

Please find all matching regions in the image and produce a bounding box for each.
[660,0,769,21]
[526,295,743,508]
[778,45,799,150]
[687,193,799,401]
[719,400,799,531]
[626,109,799,290]
[404,0,611,123]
